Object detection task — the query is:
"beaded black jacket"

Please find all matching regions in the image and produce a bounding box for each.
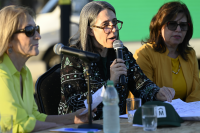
[58,46,160,119]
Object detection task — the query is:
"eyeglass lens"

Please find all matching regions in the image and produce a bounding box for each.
[25,26,40,37]
[167,21,188,31]
[104,22,122,33]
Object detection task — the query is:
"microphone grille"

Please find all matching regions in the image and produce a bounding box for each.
[113,40,123,49]
[53,43,63,55]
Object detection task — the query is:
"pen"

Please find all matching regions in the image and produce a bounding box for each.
[64,128,99,132]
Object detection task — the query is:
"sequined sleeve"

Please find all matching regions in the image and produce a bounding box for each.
[58,54,106,119]
[123,47,160,103]
[58,55,87,115]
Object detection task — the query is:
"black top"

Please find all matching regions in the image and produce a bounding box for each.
[101,56,107,78]
[58,46,160,119]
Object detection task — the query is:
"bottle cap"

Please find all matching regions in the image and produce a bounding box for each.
[107,80,114,85]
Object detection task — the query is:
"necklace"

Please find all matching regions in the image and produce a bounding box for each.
[172,64,181,74]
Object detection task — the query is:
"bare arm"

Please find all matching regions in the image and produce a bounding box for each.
[32,121,62,132]
[32,108,95,132]
[45,108,94,124]
[45,113,74,125]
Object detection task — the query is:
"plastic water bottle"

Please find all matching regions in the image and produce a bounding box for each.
[103,80,120,133]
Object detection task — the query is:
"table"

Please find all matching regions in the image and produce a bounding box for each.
[35,119,200,133]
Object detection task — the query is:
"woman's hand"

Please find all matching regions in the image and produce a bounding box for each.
[110,58,127,86]
[156,86,175,102]
[74,108,97,124]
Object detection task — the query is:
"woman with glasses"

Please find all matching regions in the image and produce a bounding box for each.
[58,1,174,119]
[133,1,200,102]
[0,5,95,132]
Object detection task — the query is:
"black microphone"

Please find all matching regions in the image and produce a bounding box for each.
[53,43,100,63]
[113,40,126,86]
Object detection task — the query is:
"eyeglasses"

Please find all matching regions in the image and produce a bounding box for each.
[167,21,190,31]
[14,25,40,37]
[91,20,123,34]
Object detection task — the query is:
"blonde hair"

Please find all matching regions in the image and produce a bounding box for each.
[0,5,35,57]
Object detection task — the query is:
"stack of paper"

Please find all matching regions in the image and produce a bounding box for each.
[165,98,200,121]
[120,99,200,121]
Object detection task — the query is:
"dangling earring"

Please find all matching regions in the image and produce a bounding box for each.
[8,47,12,54]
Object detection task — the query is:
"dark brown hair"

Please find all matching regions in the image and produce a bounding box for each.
[143,1,193,61]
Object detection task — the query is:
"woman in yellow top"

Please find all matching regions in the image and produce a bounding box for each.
[133,1,200,102]
[0,5,94,133]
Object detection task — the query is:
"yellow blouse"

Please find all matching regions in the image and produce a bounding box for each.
[171,57,187,100]
[0,53,47,133]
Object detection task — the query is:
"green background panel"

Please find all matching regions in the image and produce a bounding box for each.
[94,0,200,42]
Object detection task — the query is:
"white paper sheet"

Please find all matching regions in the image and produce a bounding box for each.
[119,99,200,121]
[80,86,105,115]
[132,124,143,127]
[165,98,200,120]
[119,114,128,118]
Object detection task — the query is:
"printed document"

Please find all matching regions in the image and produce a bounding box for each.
[120,98,200,121]
[165,98,200,120]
